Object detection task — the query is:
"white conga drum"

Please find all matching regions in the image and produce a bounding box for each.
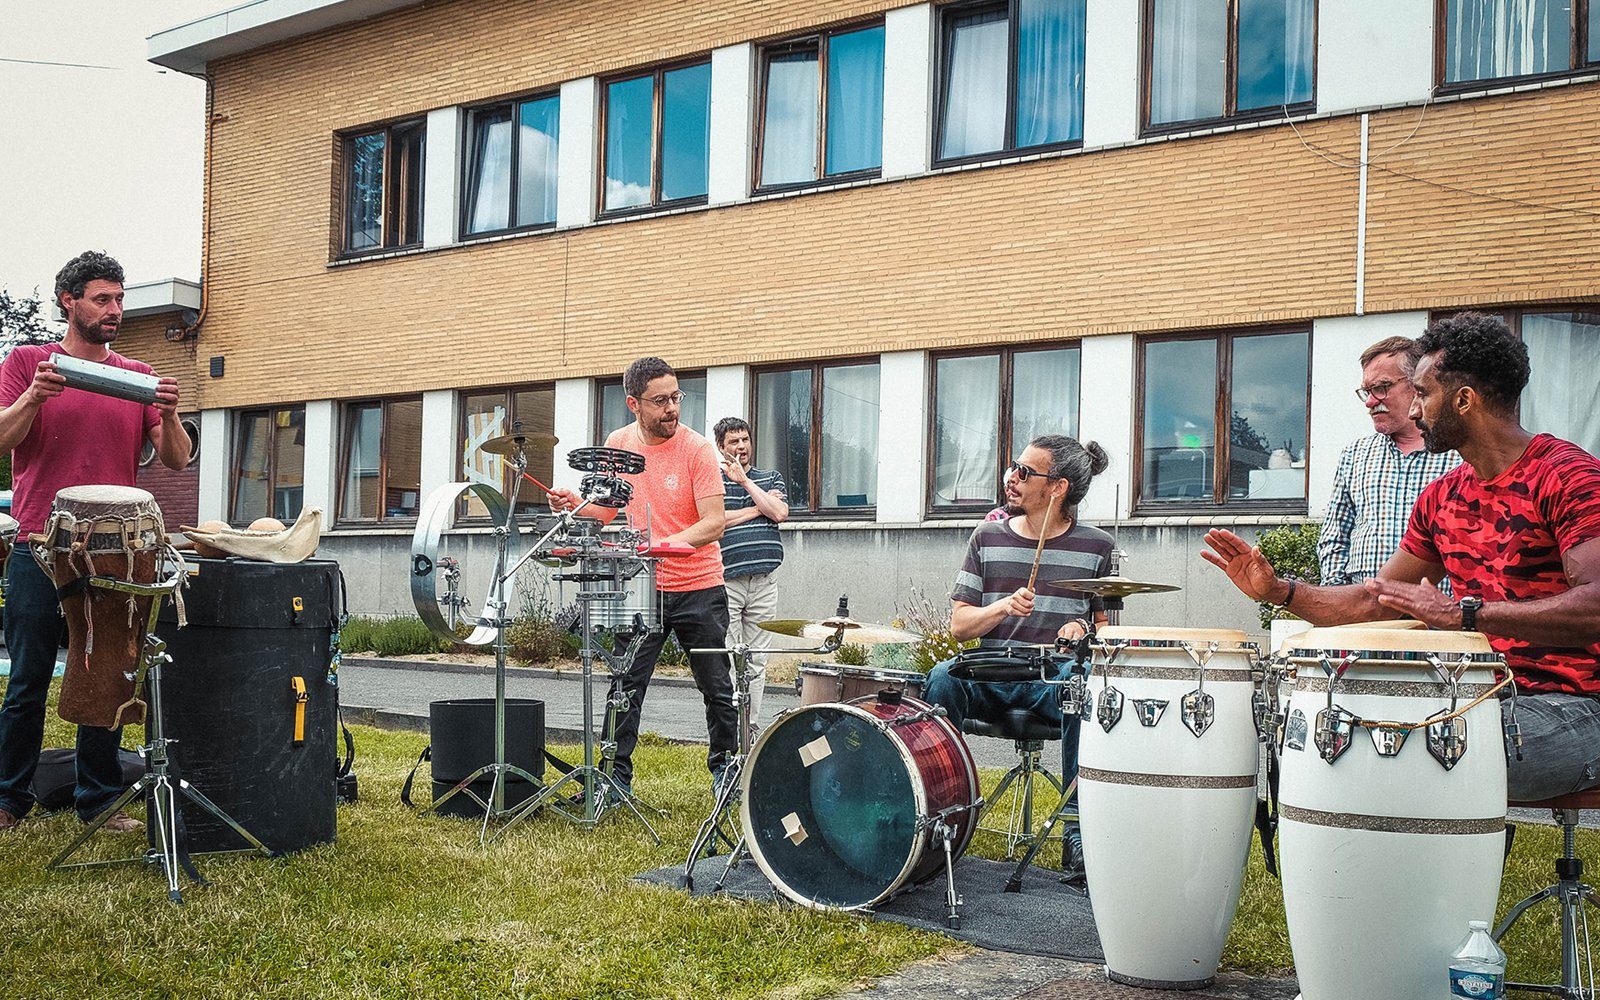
[1080,626,1260,989]
[1279,627,1508,1000]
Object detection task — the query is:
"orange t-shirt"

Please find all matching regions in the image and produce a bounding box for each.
[605,423,725,592]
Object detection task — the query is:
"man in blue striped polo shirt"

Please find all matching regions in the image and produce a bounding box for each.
[714,417,788,728]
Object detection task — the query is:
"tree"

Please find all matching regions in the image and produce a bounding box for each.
[0,289,60,357]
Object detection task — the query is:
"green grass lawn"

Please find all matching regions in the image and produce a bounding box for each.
[0,696,1589,998]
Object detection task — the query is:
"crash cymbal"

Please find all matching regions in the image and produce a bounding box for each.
[479,430,559,458]
[758,616,923,645]
[1045,576,1181,598]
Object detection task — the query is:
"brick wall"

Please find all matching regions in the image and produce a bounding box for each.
[179,0,1599,409]
[115,315,201,527]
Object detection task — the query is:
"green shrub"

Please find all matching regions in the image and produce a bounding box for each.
[1255,523,1322,629]
[506,615,569,664]
[370,617,453,657]
[338,616,382,655]
[835,642,869,666]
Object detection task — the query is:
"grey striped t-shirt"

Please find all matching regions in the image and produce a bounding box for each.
[951,519,1114,648]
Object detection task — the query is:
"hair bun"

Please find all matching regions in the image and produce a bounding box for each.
[1085,441,1111,476]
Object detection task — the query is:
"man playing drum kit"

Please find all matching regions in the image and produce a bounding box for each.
[549,357,738,799]
[924,434,1114,879]
[1204,312,1600,800]
[0,251,189,833]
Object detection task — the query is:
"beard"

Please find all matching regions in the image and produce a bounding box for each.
[71,314,118,345]
[639,411,678,440]
[1003,499,1024,517]
[1417,411,1463,454]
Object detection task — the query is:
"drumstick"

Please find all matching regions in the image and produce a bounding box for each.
[1025,504,1053,592]
[522,471,556,496]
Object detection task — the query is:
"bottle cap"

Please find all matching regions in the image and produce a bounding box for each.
[1469,920,1489,930]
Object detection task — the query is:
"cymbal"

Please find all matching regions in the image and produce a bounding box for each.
[1045,576,1181,598]
[758,616,923,645]
[479,431,559,458]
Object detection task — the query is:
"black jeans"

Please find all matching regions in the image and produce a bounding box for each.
[605,585,737,786]
[0,552,126,820]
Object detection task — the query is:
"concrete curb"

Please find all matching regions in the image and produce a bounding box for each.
[340,654,796,696]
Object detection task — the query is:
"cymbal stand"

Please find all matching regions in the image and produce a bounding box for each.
[1002,645,1091,895]
[49,555,271,904]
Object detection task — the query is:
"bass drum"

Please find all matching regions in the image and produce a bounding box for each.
[741,694,979,911]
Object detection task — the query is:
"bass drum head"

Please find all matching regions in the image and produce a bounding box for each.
[742,703,921,910]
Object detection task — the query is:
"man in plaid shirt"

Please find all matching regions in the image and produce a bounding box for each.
[1318,336,1462,584]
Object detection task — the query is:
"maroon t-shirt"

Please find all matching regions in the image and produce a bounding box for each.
[0,344,160,535]
[1400,434,1600,694]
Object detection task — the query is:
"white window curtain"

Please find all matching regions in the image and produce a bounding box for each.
[934,355,1001,506]
[1149,0,1226,125]
[1446,0,1567,83]
[762,51,820,186]
[468,115,511,233]
[1015,0,1086,148]
[1522,313,1600,455]
[820,364,880,507]
[940,12,1008,158]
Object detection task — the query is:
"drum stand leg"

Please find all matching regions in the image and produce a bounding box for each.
[684,645,754,892]
[937,819,963,930]
[49,637,270,904]
[980,740,1065,860]
[1004,776,1081,895]
[1495,807,1600,999]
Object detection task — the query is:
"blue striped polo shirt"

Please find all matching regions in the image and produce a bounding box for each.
[722,467,787,579]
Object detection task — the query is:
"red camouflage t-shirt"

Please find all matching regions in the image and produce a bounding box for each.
[1400,434,1600,694]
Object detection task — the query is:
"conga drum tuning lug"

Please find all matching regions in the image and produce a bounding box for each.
[1133,698,1168,727]
[1097,686,1124,732]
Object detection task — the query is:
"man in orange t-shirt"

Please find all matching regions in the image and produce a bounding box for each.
[551,357,735,795]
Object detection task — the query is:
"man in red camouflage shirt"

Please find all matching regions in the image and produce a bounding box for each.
[1203,312,1600,800]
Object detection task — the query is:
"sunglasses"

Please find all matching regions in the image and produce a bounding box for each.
[1008,461,1061,483]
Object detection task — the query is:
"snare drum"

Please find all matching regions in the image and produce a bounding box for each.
[1079,626,1260,990]
[1279,627,1508,1000]
[742,693,980,911]
[796,663,924,706]
[557,556,659,630]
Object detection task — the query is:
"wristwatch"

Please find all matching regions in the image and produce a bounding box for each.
[1459,596,1483,632]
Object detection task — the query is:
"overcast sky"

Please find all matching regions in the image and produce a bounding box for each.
[0,1,228,304]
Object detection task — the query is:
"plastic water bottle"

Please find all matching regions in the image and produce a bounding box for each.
[1448,920,1506,998]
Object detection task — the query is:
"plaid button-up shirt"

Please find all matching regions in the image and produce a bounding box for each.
[1317,433,1462,585]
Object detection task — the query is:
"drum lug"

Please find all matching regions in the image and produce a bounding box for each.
[1097,686,1124,732]
[1133,698,1168,728]
[1060,675,1087,717]
[1368,724,1410,757]
[1285,708,1308,751]
[1313,706,1357,764]
[1426,714,1468,771]
[1181,690,1215,738]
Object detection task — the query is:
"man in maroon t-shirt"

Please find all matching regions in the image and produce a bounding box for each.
[0,252,189,832]
[1203,312,1600,800]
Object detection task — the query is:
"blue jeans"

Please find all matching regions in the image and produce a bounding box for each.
[0,552,127,820]
[924,653,1086,837]
[1507,691,1600,802]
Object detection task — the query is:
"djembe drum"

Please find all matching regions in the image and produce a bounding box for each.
[32,485,165,729]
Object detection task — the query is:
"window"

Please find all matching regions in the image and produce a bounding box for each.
[459,386,556,518]
[1144,0,1315,132]
[757,24,885,189]
[1136,329,1309,508]
[929,345,1082,514]
[595,373,707,442]
[341,119,425,254]
[602,61,712,213]
[462,94,560,236]
[138,416,200,468]
[231,406,306,524]
[1439,0,1599,88]
[753,360,879,514]
[937,0,1087,163]
[1434,307,1600,454]
[339,397,423,523]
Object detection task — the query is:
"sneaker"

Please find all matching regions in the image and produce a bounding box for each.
[93,811,144,834]
[0,808,20,832]
[711,767,735,801]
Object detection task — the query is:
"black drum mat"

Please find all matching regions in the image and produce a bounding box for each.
[636,856,1104,962]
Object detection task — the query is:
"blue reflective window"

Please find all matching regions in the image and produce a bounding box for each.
[604,75,655,211]
[759,25,885,189]
[464,94,560,235]
[1146,0,1315,130]
[1443,0,1573,84]
[343,120,424,253]
[660,63,711,202]
[346,132,386,252]
[1236,0,1314,112]
[515,96,560,227]
[825,26,884,176]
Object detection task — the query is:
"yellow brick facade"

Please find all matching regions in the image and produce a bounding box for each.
[177,0,1600,410]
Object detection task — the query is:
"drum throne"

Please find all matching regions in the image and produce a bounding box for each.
[965,709,1067,861]
[1497,788,1600,999]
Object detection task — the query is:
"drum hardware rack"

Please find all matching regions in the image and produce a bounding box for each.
[913,800,981,928]
[49,556,271,904]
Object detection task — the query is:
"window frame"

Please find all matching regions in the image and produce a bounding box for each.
[455,383,557,521]
[1138,0,1319,138]
[459,90,562,239]
[748,356,881,520]
[596,57,714,219]
[933,0,1089,168]
[229,405,307,526]
[593,370,709,443]
[1132,325,1312,514]
[337,117,426,258]
[754,20,886,194]
[335,396,424,527]
[1433,0,1599,93]
[924,342,1085,518]
[1428,303,1600,428]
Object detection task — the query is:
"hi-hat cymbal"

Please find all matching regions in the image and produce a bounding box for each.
[1045,576,1181,598]
[758,616,922,645]
[479,431,559,458]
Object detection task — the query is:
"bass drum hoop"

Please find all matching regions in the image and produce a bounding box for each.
[409,482,520,646]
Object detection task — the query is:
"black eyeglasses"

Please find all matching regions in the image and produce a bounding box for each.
[1008,461,1061,482]
[635,390,686,408]
[1355,381,1398,403]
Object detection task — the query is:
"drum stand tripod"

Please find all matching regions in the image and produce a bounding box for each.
[49,563,270,904]
[683,642,757,891]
